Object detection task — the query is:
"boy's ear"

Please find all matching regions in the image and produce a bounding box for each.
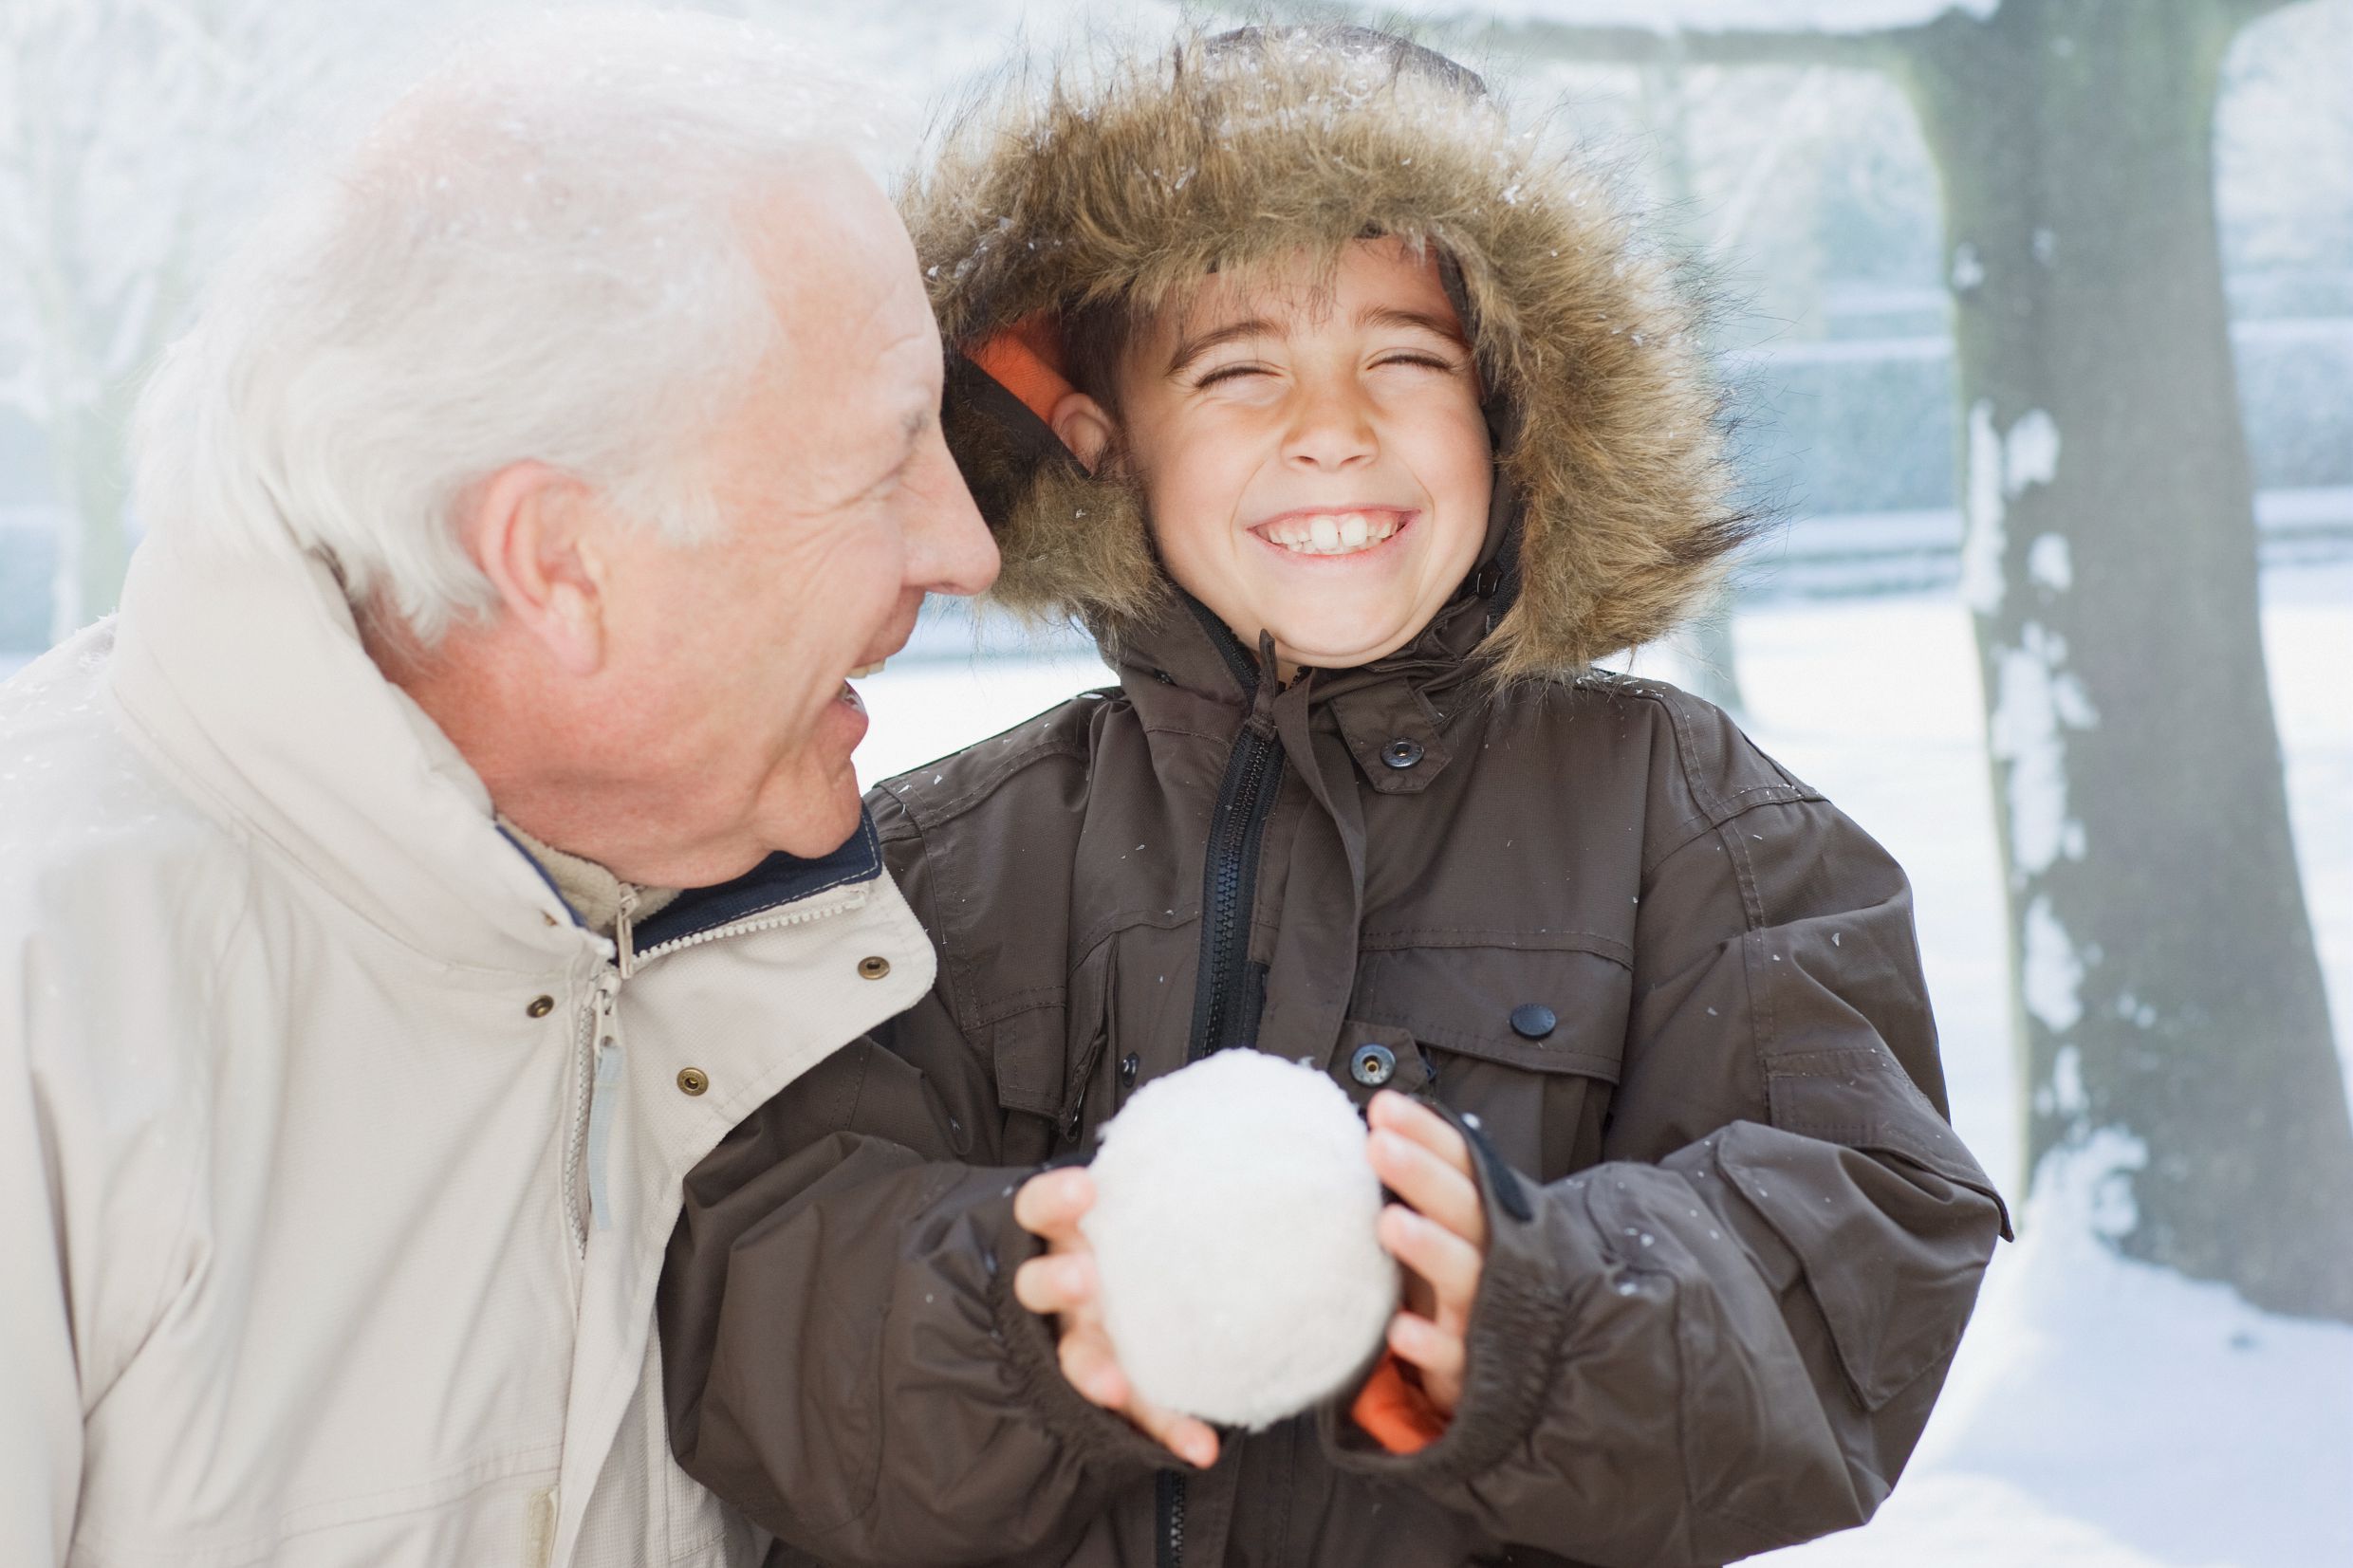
[1048,390,1117,476]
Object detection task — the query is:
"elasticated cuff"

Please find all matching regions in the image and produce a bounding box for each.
[987,1217,1183,1476]
[1319,1107,1576,1486]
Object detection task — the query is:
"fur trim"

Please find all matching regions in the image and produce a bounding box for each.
[906,27,1749,680]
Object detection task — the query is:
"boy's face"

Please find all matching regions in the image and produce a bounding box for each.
[1054,237,1492,676]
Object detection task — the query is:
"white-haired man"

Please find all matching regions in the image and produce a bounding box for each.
[0,14,994,1566]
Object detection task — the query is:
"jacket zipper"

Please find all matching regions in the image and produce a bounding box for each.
[1156,1468,1188,1568]
[560,884,868,1254]
[562,969,618,1255]
[1186,722,1283,1062]
[1162,619,1285,1562]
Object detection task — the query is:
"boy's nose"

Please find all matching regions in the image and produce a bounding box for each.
[1282,383,1378,470]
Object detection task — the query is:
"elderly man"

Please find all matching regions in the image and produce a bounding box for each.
[0,14,993,1566]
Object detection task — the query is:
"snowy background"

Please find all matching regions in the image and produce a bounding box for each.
[3,1,2348,1562]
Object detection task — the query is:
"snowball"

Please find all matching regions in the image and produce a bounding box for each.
[1081,1050,1399,1430]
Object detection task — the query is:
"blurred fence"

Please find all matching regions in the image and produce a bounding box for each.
[10,309,2343,656]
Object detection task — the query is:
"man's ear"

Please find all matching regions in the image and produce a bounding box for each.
[462,461,607,677]
[1048,390,1117,476]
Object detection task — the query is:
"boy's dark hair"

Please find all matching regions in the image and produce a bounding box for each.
[1059,290,1136,417]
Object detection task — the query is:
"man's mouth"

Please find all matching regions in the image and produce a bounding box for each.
[847,660,887,678]
[1251,508,1413,558]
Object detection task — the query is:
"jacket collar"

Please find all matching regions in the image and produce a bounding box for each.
[1107,542,1507,796]
[105,528,880,974]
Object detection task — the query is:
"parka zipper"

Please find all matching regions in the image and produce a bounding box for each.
[559,882,868,1254]
[1162,615,1286,1562]
[562,889,638,1256]
[1186,722,1283,1061]
[1156,1468,1188,1568]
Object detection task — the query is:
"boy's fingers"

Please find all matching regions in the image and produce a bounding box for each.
[1366,1130,1487,1250]
[1387,1309,1468,1387]
[1057,1329,1129,1409]
[1368,1091,1475,1177]
[1013,1167,1096,1240]
[1058,1333,1220,1468]
[1012,1249,1098,1317]
[1379,1204,1484,1316]
[1127,1395,1221,1469]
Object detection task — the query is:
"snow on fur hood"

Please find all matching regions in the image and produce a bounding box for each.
[904,25,1750,682]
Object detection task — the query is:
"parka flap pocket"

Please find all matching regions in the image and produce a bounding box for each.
[1760,1044,2003,1220]
[1348,941,1632,1079]
[981,1003,1068,1120]
[1716,1047,2010,1411]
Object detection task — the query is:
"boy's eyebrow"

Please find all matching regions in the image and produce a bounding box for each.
[1164,316,1279,377]
[1359,304,1470,345]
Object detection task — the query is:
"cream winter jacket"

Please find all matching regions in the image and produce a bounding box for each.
[0,526,934,1567]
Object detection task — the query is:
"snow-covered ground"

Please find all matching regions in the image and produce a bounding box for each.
[854,567,2353,1568]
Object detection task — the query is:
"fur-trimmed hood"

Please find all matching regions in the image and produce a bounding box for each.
[904,26,1746,681]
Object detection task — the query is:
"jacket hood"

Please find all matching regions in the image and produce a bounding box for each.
[907,25,1750,682]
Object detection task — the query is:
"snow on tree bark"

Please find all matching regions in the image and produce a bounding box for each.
[1362,0,2353,1320]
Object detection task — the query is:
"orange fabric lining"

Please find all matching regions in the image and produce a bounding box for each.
[1350,1351,1449,1454]
[964,313,1075,425]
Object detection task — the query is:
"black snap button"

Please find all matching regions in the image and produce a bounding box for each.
[1349,1042,1398,1086]
[1154,669,1176,685]
[1119,1053,1139,1088]
[1510,1004,1558,1041]
[1380,738,1424,769]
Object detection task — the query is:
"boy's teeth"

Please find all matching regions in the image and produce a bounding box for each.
[1261,511,1401,556]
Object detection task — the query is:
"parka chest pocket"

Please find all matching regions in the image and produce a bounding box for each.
[1349,940,1634,1184]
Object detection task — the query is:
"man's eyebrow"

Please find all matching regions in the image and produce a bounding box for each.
[1359,305,1469,345]
[1165,316,1279,377]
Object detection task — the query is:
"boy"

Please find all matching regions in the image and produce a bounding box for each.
[659,28,2006,1567]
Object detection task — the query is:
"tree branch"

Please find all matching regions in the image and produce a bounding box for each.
[2218,0,2306,28]
[1214,0,1921,73]
[1450,17,1913,73]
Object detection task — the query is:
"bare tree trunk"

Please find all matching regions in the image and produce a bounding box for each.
[1899,0,2353,1319]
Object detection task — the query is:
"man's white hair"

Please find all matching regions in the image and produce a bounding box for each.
[134,9,884,643]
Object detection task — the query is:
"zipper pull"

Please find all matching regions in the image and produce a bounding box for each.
[615,886,640,980]
[584,968,625,1235]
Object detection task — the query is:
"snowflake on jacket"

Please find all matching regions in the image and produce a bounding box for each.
[658,26,2007,1568]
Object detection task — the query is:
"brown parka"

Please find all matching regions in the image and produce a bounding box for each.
[659,28,2008,1568]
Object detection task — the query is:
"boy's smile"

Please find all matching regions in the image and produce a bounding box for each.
[1051,236,1493,678]
[1250,505,1415,558]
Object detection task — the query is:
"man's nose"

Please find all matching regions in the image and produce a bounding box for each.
[1282,378,1378,470]
[905,433,1000,598]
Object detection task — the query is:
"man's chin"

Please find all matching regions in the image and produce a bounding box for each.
[760,773,867,862]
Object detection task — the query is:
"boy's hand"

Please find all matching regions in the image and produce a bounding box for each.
[1365,1090,1490,1416]
[1011,1167,1221,1468]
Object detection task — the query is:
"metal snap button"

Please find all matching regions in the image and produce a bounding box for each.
[857,955,891,981]
[1349,1042,1398,1086]
[526,995,555,1018]
[1510,1004,1558,1041]
[1381,738,1423,769]
[1119,1053,1139,1088]
[676,1067,710,1097]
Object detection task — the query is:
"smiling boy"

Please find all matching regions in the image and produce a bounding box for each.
[658,28,2006,1568]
